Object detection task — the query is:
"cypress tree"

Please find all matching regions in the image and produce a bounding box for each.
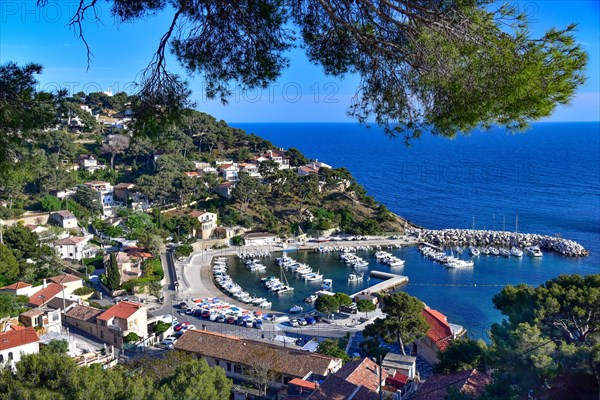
[106,253,121,290]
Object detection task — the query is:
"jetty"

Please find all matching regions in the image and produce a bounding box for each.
[411,228,589,257]
[351,271,409,298]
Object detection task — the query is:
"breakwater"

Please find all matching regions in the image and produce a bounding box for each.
[410,228,589,257]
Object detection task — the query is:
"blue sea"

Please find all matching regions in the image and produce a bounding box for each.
[230,122,600,339]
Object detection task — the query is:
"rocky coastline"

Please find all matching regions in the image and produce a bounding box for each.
[410,228,589,257]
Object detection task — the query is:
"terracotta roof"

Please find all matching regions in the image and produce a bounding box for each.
[175,330,340,378]
[386,372,409,389]
[55,236,88,246]
[48,273,81,284]
[28,283,65,307]
[422,307,454,352]
[1,282,32,291]
[219,164,236,170]
[289,378,318,390]
[307,374,379,400]
[20,309,44,318]
[66,304,104,323]
[411,369,491,400]
[124,249,152,259]
[53,210,76,219]
[0,327,39,351]
[299,165,319,174]
[97,301,144,321]
[218,182,234,187]
[335,358,388,392]
[184,171,199,177]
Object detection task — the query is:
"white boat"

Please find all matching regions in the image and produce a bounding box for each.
[510,246,523,257]
[259,301,272,308]
[480,247,490,255]
[322,279,333,291]
[489,247,500,256]
[446,259,474,268]
[289,305,303,314]
[499,248,511,257]
[304,272,324,282]
[348,272,364,282]
[526,246,543,257]
[468,246,480,256]
[275,285,294,295]
[304,294,318,303]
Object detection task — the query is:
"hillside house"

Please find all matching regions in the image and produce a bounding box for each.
[54,235,94,260]
[47,274,84,295]
[19,308,62,333]
[83,181,118,217]
[113,183,136,202]
[50,210,78,229]
[215,182,234,199]
[77,155,105,173]
[219,164,240,181]
[414,307,466,364]
[190,210,218,239]
[0,328,40,370]
[103,251,143,283]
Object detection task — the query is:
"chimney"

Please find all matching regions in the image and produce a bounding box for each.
[43,279,47,289]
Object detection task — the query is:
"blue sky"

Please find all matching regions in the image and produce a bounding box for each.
[1,0,598,122]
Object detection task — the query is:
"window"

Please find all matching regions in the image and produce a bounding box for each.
[8,352,13,360]
[100,331,104,339]
[0,355,3,362]
[215,360,220,367]
[234,364,242,375]
[283,376,290,385]
[227,362,232,372]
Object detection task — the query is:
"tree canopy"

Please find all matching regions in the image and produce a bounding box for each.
[37,0,587,140]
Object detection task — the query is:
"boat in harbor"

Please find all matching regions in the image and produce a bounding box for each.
[348,272,364,282]
[322,279,333,291]
[526,245,543,257]
[468,246,480,256]
[304,271,324,282]
[304,294,318,303]
[489,247,500,256]
[499,248,511,257]
[511,246,523,257]
[446,259,474,268]
[289,305,303,314]
[480,247,490,255]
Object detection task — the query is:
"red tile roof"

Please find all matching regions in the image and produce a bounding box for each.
[335,358,388,392]
[66,304,104,323]
[1,281,32,291]
[48,273,81,284]
[114,183,135,189]
[386,372,409,389]
[422,307,453,352]
[28,283,65,307]
[184,171,199,177]
[0,327,39,351]
[412,369,491,400]
[97,301,144,321]
[53,210,76,219]
[289,378,318,390]
[308,374,379,400]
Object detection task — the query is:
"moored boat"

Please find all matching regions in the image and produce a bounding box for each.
[289,305,303,314]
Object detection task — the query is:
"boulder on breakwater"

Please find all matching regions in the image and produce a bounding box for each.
[409,228,589,257]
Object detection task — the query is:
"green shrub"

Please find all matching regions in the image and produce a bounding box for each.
[73,286,95,296]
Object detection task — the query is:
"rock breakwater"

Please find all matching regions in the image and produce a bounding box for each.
[409,228,589,257]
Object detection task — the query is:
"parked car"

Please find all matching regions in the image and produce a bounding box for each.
[295,337,307,346]
[226,316,236,324]
[181,324,196,331]
[185,307,194,315]
[253,319,263,330]
[304,316,316,325]
[201,310,211,319]
[313,315,323,323]
[216,315,226,323]
[340,304,358,314]
[290,319,299,327]
[179,302,188,309]
[297,318,308,326]
[193,309,203,317]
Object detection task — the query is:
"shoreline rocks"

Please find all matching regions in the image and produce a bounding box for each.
[409,228,589,257]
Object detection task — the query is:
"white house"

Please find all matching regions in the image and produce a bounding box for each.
[244,232,279,246]
[54,235,94,260]
[218,164,240,182]
[265,149,290,170]
[50,188,76,200]
[190,210,218,239]
[0,328,40,370]
[83,181,119,217]
[215,182,234,199]
[78,155,105,173]
[239,163,261,178]
[50,210,78,229]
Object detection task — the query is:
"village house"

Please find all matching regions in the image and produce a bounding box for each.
[0,328,40,370]
[215,181,235,199]
[219,164,240,181]
[305,358,388,400]
[49,188,76,200]
[25,224,49,235]
[175,330,342,393]
[27,282,66,308]
[47,273,84,295]
[53,235,94,260]
[411,369,491,400]
[381,353,418,399]
[103,251,143,283]
[0,281,34,296]
[298,165,320,176]
[83,181,118,217]
[113,183,136,202]
[239,163,261,178]
[190,210,218,239]
[65,301,148,348]
[264,149,290,170]
[50,210,78,229]
[77,155,105,173]
[19,307,62,334]
[194,162,218,175]
[414,307,466,364]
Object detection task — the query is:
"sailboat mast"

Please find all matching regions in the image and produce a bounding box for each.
[515,214,518,233]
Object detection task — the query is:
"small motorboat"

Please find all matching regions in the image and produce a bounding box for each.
[499,248,511,257]
[348,272,364,282]
[526,246,543,257]
[304,294,318,303]
[322,279,333,291]
[468,246,480,256]
[289,305,303,314]
[511,246,523,257]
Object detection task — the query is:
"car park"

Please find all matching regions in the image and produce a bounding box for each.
[193,309,203,317]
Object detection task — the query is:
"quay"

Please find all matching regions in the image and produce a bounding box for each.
[350,271,409,298]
